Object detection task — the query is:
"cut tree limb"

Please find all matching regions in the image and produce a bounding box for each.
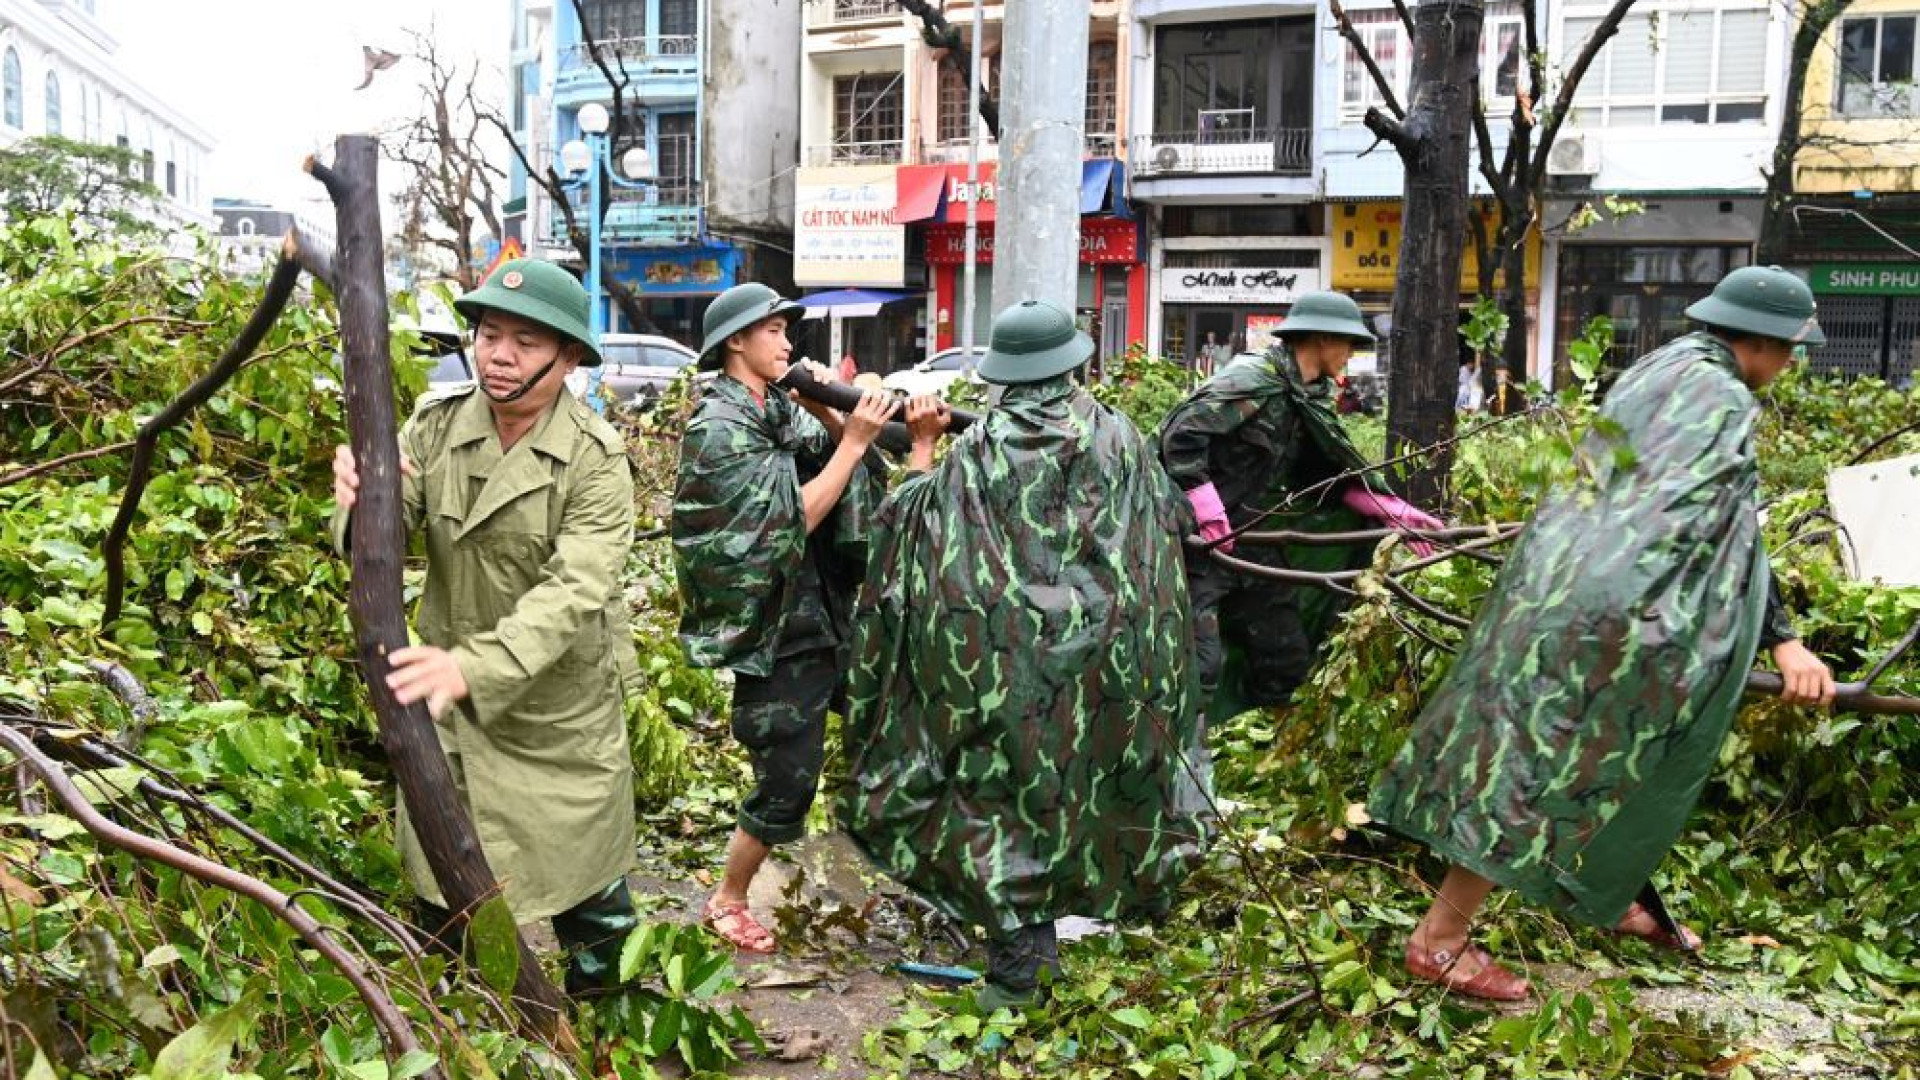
[308,136,573,1045]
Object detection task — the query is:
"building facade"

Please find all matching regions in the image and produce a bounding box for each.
[1778,0,1920,386]
[0,0,213,227]
[509,0,796,347]
[796,0,1142,375]
[211,198,335,277]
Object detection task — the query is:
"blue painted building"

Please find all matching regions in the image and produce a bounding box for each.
[507,0,758,347]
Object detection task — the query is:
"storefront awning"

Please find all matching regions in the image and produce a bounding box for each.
[1080,159,1130,218]
[896,158,1129,225]
[797,288,920,320]
[895,165,950,223]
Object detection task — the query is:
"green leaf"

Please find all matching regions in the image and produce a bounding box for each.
[1109,1006,1153,1029]
[23,1049,56,1080]
[141,944,183,969]
[649,999,684,1057]
[392,1049,440,1080]
[469,895,521,999]
[151,996,254,1080]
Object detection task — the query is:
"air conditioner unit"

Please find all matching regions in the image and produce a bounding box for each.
[1153,144,1189,173]
[1546,134,1599,177]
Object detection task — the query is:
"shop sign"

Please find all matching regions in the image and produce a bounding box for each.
[924,218,1139,265]
[1810,263,1920,295]
[606,246,738,295]
[795,164,906,287]
[1160,266,1321,305]
[1330,201,1541,293]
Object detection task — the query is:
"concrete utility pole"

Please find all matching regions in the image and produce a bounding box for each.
[991,0,1091,317]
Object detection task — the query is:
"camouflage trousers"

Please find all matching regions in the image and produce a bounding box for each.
[417,877,637,996]
[1187,560,1313,707]
[731,647,842,845]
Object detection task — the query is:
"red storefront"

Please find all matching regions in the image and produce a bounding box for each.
[895,160,1146,359]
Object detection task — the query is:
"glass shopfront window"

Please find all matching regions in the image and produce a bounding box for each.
[1556,244,1751,369]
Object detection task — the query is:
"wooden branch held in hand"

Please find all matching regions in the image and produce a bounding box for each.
[1742,673,1920,716]
[310,136,572,1043]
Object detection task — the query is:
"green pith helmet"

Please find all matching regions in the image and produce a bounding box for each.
[453,258,602,366]
[700,283,804,369]
[1276,291,1376,345]
[1685,265,1826,345]
[976,299,1094,385]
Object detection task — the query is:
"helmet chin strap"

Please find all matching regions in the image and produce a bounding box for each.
[478,356,561,404]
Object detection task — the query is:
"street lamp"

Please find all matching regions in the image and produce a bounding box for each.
[560,101,656,411]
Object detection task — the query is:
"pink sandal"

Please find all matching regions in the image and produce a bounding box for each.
[703,897,776,954]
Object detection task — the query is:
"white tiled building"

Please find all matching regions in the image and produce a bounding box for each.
[0,0,214,227]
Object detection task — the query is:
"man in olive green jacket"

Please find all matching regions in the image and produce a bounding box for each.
[331,258,638,994]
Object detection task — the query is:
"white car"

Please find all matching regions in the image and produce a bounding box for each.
[882,346,986,397]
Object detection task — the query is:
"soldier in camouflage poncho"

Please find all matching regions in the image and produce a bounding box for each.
[840,300,1210,1007]
[1370,266,1838,1002]
[673,283,896,953]
[1158,292,1443,719]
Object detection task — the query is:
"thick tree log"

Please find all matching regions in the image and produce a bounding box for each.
[774,364,978,456]
[0,726,435,1073]
[101,254,304,624]
[1365,0,1486,507]
[308,137,571,1041]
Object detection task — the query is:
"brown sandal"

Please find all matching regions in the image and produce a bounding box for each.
[1610,902,1702,953]
[704,897,776,954]
[1405,941,1531,1002]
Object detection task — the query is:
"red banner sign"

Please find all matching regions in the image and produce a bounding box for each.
[924,218,1139,266]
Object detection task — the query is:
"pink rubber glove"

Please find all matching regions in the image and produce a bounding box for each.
[1186,482,1235,553]
[1341,487,1444,557]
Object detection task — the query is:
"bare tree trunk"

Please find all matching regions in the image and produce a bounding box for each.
[307,136,571,1045]
[1367,0,1486,507]
[1759,0,1855,263]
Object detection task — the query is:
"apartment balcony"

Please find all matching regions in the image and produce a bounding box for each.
[555,35,699,108]
[916,132,1115,166]
[806,140,905,167]
[829,0,895,22]
[919,137,998,165]
[1130,127,1311,177]
[543,181,701,248]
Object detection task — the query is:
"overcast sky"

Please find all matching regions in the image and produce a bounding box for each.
[105,0,512,212]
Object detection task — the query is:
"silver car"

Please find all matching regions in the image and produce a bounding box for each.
[568,333,700,404]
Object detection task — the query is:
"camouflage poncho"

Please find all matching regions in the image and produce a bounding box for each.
[672,375,881,676]
[1370,333,1795,927]
[839,378,1210,934]
[1157,347,1382,715]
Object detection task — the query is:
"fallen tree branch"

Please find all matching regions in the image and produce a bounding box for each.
[1741,673,1920,715]
[100,254,305,625]
[0,439,135,488]
[0,725,436,1074]
[83,660,157,750]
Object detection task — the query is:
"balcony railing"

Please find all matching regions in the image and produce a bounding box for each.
[540,176,701,248]
[832,0,894,20]
[1129,127,1312,178]
[917,133,1114,164]
[566,35,698,68]
[806,140,905,167]
[919,137,999,164]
